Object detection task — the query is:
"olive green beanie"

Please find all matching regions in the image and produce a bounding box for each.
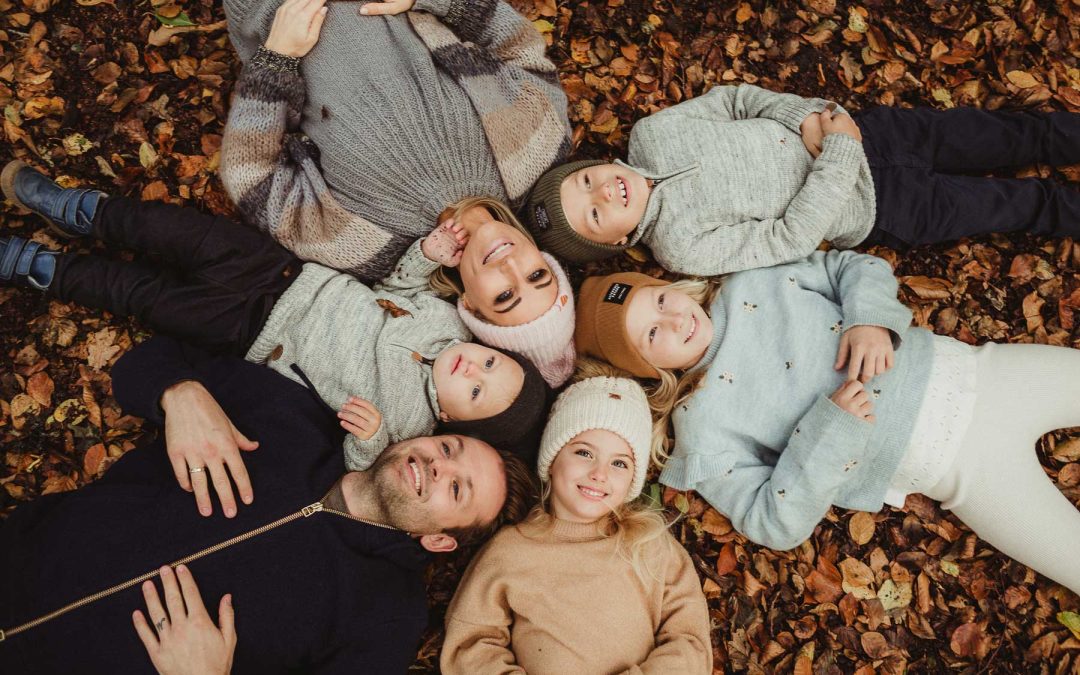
[523,159,632,264]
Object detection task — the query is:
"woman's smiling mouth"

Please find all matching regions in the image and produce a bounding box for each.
[483,240,514,265]
[577,485,608,501]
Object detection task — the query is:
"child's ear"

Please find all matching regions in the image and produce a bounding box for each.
[615,236,629,246]
[438,411,451,422]
[461,294,474,312]
[419,533,458,553]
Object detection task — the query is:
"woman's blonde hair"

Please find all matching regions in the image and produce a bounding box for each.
[429,196,535,301]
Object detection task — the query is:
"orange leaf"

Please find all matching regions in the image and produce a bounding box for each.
[83,442,106,477]
[26,371,54,408]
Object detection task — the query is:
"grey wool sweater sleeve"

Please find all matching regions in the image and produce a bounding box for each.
[220,51,398,281]
[631,84,875,276]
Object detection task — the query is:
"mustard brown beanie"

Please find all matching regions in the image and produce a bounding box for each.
[522,159,631,264]
[575,272,669,379]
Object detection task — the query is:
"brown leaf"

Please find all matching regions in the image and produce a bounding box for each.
[91,61,121,85]
[701,508,732,536]
[1005,70,1038,89]
[377,299,413,318]
[26,371,53,408]
[950,622,991,659]
[715,541,737,576]
[86,328,121,370]
[860,631,893,658]
[83,442,106,477]
[848,512,875,546]
[900,275,951,300]
[840,558,876,599]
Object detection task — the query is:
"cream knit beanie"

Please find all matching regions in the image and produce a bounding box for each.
[537,376,652,501]
[457,252,576,387]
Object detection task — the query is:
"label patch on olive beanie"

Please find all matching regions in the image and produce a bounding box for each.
[604,282,632,305]
[533,204,551,231]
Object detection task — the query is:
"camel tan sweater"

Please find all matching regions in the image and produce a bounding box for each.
[441,516,713,675]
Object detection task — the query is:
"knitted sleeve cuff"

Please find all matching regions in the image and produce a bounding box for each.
[789,395,874,462]
[235,47,305,111]
[842,308,912,349]
[252,45,301,74]
[413,0,453,18]
[774,97,828,134]
[343,424,390,471]
[816,133,866,170]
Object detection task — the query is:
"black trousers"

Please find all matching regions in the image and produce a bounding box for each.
[854,106,1080,249]
[52,196,298,356]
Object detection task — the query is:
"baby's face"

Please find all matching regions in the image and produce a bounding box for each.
[433,343,524,422]
[560,164,650,245]
[624,285,713,371]
[548,429,635,523]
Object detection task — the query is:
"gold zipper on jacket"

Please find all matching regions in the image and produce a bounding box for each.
[0,497,400,644]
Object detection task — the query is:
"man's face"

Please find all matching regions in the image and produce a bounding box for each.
[367,435,507,547]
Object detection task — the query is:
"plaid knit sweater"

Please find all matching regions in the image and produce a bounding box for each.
[221,0,570,282]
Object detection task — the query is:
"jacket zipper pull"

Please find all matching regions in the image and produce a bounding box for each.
[301,501,324,517]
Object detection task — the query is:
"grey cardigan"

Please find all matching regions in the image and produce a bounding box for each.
[626,84,876,276]
[247,240,470,469]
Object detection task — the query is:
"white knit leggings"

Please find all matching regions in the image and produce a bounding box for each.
[924,342,1080,595]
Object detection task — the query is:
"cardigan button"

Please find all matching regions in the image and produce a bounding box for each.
[269,345,284,361]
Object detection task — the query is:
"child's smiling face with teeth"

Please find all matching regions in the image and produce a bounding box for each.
[560,163,651,245]
[547,429,635,523]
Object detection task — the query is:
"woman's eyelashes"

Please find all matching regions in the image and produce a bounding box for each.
[495,289,513,304]
[471,384,481,400]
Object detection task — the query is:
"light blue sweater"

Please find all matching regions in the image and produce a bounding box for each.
[659,251,933,550]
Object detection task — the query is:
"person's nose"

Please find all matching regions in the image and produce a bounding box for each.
[589,463,608,483]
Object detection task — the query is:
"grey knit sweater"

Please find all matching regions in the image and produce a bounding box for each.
[221,0,570,282]
[659,251,933,551]
[246,240,470,470]
[624,84,876,276]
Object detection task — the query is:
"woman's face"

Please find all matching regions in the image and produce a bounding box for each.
[624,285,713,371]
[548,429,635,523]
[458,216,558,327]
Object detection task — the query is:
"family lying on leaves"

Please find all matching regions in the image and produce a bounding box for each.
[3,0,1080,671]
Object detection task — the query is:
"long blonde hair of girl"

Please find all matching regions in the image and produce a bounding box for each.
[527,361,674,584]
[428,196,535,301]
[634,278,722,467]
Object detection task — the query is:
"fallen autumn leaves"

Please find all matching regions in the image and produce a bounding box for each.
[3,0,1080,671]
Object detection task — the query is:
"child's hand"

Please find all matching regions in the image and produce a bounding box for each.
[820,107,863,143]
[422,218,469,267]
[829,380,875,422]
[338,397,383,440]
[264,0,328,58]
[800,112,824,158]
[835,325,894,383]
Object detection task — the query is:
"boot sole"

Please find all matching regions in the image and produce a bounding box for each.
[1,160,77,240]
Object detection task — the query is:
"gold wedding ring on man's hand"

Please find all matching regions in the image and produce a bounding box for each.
[188,466,206,474]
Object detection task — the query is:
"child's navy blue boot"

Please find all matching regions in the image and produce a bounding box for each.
[1,160,105,238]
[0,236,58,291]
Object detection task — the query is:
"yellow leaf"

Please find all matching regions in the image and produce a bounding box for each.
[848,511,875,545]
[877,579,912,611]
[1007,70,1039,89]
[531,19,553,34]
[1058,612,1080,640]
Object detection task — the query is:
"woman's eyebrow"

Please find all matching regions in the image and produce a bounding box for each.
[494,298,523,314]
[533,277,553,289]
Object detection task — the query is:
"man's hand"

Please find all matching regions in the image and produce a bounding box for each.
[421,219,469,267]
[820,107,863,143]
[360,0,416,15]
[829,380,875,422]
[264,0,328,58]
[161,381,258,518]
[133,565,236,675]
[338,396,383,440]
[835,325,894,383]
[800,112,824,158]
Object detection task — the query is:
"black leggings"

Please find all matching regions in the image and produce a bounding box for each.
[52,196,298,356]
[855,106,1080,248]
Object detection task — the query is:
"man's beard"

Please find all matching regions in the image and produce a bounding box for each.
[367,443,436,534]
